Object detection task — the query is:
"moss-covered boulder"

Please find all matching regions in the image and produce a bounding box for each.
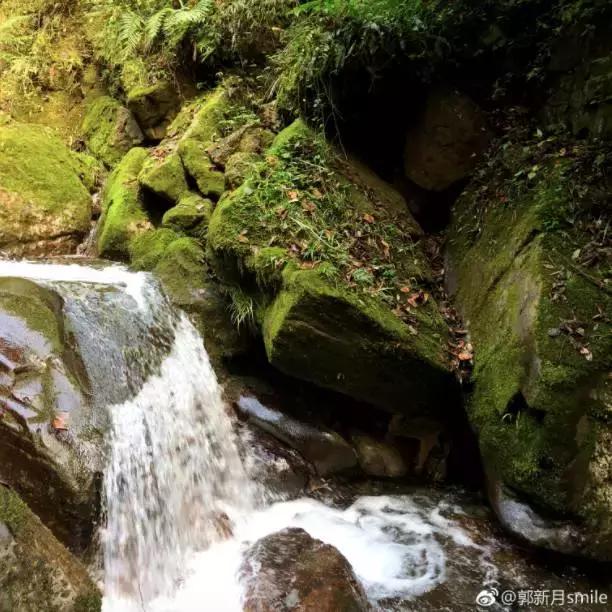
[209,120,454,413]
[127,81,180,140]
[81,96,144,168]
[162,193,213,236]
[0,123,92,256]
[447,135,612,560]
[139,148,190,205]
[0,486,101,612]
[0,278,99,551]
[225,151,260,190]
[97,147,151,259]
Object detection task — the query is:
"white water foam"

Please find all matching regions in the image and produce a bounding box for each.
[124,494,492,611]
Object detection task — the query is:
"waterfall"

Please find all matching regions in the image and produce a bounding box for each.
[3,259,597,612]
[102,313,257,609]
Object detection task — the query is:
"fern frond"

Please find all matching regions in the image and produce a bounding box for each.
[118,10,146,59]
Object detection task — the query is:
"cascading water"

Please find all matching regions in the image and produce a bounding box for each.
[103,313,257,609]
[1,259,604,612]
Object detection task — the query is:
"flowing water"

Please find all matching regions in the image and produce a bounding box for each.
[0,259,607,612]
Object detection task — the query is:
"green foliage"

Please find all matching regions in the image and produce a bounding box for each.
[226,285,256,329]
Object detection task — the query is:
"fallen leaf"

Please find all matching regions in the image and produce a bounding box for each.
[363,213,375,224]
[458,351,473,362]
[52,411,69,431]
[287,190,300,202]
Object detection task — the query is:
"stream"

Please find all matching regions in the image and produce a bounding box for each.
[0,259,607,612]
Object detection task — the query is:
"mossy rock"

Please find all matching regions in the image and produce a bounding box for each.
[97,147,151,260]
[81,96,144,168]
[225,151,260,190]
[209,120,453,412]
[178,139,225,199]
[0,486,101,612]
[130,229,207,306]
[127,81,180,138]
[0,278,99,551]
[0,123,91,256]
[139,149,190,205]
[162,193,213,235]
[447,139,612,560]
[263,268,453,413]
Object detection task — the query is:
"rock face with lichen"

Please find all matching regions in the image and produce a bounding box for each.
[208,119,455,413]
[0,278,100,552]
[0,485,101,612]
[0,123,92,257]
[446,135,612,560]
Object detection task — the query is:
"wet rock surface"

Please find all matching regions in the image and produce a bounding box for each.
[0,484,101,612]
[240,527,371,612]
[0,277,97,550]
[236,395,357,477]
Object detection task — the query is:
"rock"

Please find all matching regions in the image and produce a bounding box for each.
[208,120,455,414]
[207,125,274,169]
[487,477,589,557]
[239,423,311,500]
[179,139,226,198]
[225,151,260,190]
[387,414,448,477]
[240,528,370,612]
[162,193,214,235]
[545,33,612,139]
[236,396,357,477]
[404,89,489,192]
[81,96,144,167]
[97,147,152,260]
[139,148,190,205]
[127,81,180,140]
[0,123,92,256]
[351,433,408,478]
[0,278,98,550]
[188,281,253,364]
[0,485,101,612]
[446,139,612,560]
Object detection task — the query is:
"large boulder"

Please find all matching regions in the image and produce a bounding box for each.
[81,96,144,168]
[404,89,489,192]
[0,278,99,550]
[97,147,152,259]
[446,135,612,560]
[240,528,370,612]
[0,485,101,612]
[208,120,455,414]
[0,123,92,256]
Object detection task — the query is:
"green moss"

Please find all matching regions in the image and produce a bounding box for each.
[81,96,143,168]
[208,119,451,410]
[447,135,612,521]
[0,487,101,612]
[162,193,214,235]
[139,150,190,204]
[97,147,150,260]
[0,123,91,250]
[70,151,105,194]
[127,81,179,130]
[225,151,260,190]
[178,139,225,198]
[153,238,208,307]
[129,228,182,271]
